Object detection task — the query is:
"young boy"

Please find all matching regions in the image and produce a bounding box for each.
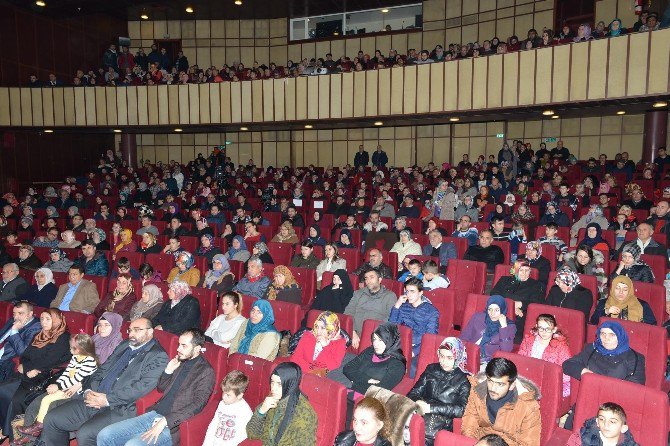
[538,222,568,262]
[202,370,253,446]
[398,258,424,282]
[567,402,639,446]
[421,260,451,290]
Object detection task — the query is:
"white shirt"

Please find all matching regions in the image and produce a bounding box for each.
[202,398,253,446]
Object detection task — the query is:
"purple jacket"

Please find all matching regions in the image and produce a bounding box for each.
[460,312,516,361]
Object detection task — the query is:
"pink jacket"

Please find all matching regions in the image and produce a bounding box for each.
[518,333,572,397]
[290,331,347,373]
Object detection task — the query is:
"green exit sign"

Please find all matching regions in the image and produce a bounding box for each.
[496,133,505,138]
[544,137,557,143]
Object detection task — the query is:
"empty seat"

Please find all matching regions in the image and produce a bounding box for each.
[190,287,218,330]
[446,260,487,326]
[145,253,176,279]
[153,329,179,357]
[288,266,317,309]
[300,374,347,446]
[62,311,96,335]
[631,281,666,326]
[267,242,294,266]
[268,299,301,334]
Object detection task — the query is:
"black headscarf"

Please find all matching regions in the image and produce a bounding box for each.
[371,323,406,363]
[305,224,326,246]
[223,223,237,245]
[311,269,353,313]
[272,362,305,445]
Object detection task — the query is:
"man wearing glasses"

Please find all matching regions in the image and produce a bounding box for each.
[0,263,28,302]
[0,300,41,380]
[41,318,169,446]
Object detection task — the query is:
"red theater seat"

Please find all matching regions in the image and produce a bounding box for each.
[190,287,217,330]
[358,319,413,374]
[62,311,95,335]
[424,288,456,335]
[434,430,477,446]
[446,260,487,326]
[268,299,301,333]
[300,374,347,446]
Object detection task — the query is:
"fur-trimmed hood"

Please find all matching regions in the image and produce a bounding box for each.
[563,248,605,266]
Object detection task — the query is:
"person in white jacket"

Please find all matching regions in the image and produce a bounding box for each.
[202,370,253,446]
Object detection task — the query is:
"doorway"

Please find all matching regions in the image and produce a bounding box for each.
[555,0,595,32]
[155,39,182,66]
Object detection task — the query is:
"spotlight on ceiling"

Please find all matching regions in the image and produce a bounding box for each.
[551,115,560,119]
[44,129,54,133]
[381,8,389,13]
[140,13,149,20]
[616,110,626,115]
[113,129,122,133]
[240,127,248,131]
[542,110,554,116]
[652,101,668,108]
[449,117,459,122]
[35,0,46,6]
[174,128,183,132]
[185,6,194,13]
[374,121,383,126]
[234,0,242,5]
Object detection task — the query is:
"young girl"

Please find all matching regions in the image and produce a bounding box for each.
[17,334,98,440]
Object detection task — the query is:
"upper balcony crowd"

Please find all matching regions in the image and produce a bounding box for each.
[26,11,668,88]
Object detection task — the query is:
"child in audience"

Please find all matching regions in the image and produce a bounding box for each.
[397,258,424,282]
[421,260,451,290]
[202,370,253,446]
[538,222,568,262]
[567,402,639,446]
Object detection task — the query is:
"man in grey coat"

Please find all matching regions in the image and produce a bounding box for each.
[0,263,28,302]
[344,269,396,350]
[40,318,169,446]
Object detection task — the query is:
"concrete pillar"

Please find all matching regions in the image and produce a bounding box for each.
[643,110,668,163]
[120,133,137,168]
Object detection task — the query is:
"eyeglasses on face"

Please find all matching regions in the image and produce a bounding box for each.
[127,327,150,334]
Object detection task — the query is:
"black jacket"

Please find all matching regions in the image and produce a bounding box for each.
[354,151,369,168]
[546,285,593,322]
[527,255,551,286]
[463,245,504,272]
[577,417,639,446]
[343,347,405,395]
[407,364,471,436]
[563,343,645,385]
[152,295,202,335]
[334,431,391,446]
[609,265,655,284]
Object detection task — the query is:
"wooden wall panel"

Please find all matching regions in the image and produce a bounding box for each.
[84,87,97,126]
[94,87,107,126]
[105,87,118,126]
[147,86,159,125]
[487,55,503,109]
[230,83,242,122]
[378,68,391,116]
[416,64,430,113]
[220,83,232,123]
[273,79,285,121]
[502,53,518,107]
[0,89,10,126]
[457,59,473,110]
[240,82,253,123]
[390,68,404,115]
[262,79,274,122]
[626,32,649,97]
[569,43,588,101]
[648,30,670,94]
[52,88,65,126]
[157,86,169,125]
[365,70,378,117]
[518,50,535,105]
[41,89,53,126]
[116,88,127,126]
[552,45,570,103]
[136,86,149,126]
[318,75,330,119]
[443,61,458,111]
[199,84,211,124]
[472,57,487,109]
[403,66,416,114]
[587,39,608,100]
[251,81,263,122]
[534,48,552,104]
[330,74,342,119]
[30,89,43,127]
[307,75,319,120]
[20,89,32,127]
[283,78,295,121]
[353,71,366,117]
[73,88,85,126]
[126,87,138,125]
[295,77,307,120]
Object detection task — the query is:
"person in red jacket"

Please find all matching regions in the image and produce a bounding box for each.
[290,311,347,375]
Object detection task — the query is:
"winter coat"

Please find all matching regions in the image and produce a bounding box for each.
[563,343,645,385]
[546,285,594,322]
[152,295,202,336]
[609,264,654,284]
[563,250,607,299]
[389,298,440,356]
[75,252,109,276]
[408,364,471,436]
[460,312,516,361]
[461,373,541,446]
[464,245,505,272]
[490,276,545,342]
[247,394,316,446]
[290,254,320,269]
[290,331,347,373]
[167,267,202,287]
[428,190,458,221]
[344,286,397,334]
[228,319,280,361]
[390,240,423,269]
[526,255,551,286]
[518,334,572,396]
[539,212,570,228]
[334,431,391,446]
[233,275,272,299]
[566,416,639,446]
[590,298,656,326]
[455,205,479,222]
[343,347,406,394]
[422,242,458,268]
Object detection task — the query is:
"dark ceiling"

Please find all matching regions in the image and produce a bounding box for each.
[5,0,417,21]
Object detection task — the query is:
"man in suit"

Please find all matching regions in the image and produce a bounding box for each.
[96,329,215,445]
[0,301,41,380]
[50,264,100,313]
[41,318,169,446]
[0,263,28,302]
[422,229,458,273]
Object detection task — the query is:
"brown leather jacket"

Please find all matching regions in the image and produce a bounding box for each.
[461,373,541,446]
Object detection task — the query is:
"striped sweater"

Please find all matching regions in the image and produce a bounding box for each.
[56,354,98,391]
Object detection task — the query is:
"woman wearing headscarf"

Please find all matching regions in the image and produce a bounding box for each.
[22,267,58,308]
[43,248,74,273]
[93,273,137,320]
[247,362,317,446]
[563,321,645,388]
[0,309,70,441]
[57,230,81,249]
[310,269,354,314]
[573,23,594,42]
[166,251,201,286]
[538,201,570,227]
[607,18,626,37]
[591,276,656,325]
[425,180,457,222]
[195,233,223,269]
[204,291,246,348]
[161,203,181,222]
[336,228,356,249]
[291,311,347,374]
[523,240,551,286]
[571,205,609,245]
[251,241,274,264]
[576,222,612,253]
[265,265,303,305]
[15,245,42,271]
[93,311,123,364]
[460,295,516,363]
[304,224,326,247]
[224,235,251,262]
[390,229,422,271]
[511,203,535,225]
[199,253,235,294]
[113,228,137,259]
[485,204,509,224]
[518,314,572,397]
[490,260,545,343]
[134,232,161,255]
[42,206,59,229]
[221,223,237,247]
[610,244,655,284]
[343,323,406,395]
[229,299,280,360]
[454,195,480,223]
[563,244,607,300]
[271,221,299,244]
[90,228,109,251]
[152,280,201,335]
[129,284,164,321]
[546,267,594,321]
[407,337,471,443]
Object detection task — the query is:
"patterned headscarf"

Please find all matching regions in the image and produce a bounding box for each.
[175,251,195,270]
[313,311,341,340]
[61,230,76,243]
[525,240,542,258]
[438,337,468,374]
[555,266,581,291]
[168,280,192,301]
[254,241,269,255]
[92,227,107,242]
[266,265,299,301]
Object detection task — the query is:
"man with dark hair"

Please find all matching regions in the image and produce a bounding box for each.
[290,241,320,269]
[282,205,305,228]
[0,301,41,380]
[475,434,510,446]
[75,239,109,276]
[352,249,394,284]
[464,230,505,272]
[51,265,100,313]
[354,144,369,168]
[461,357,541,445]
[96,328,215,446]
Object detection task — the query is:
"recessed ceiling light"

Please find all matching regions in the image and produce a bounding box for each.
[653,101,668,108]
[374,121,383,126]
[240,127,248,131]
[381,8,389,13]
[542,110,554,116]
[234,0,242,5]
[43,129,53,133]
[551,115,560,119]
[304,124,313,129]
[449,117,459,122]
[333,31,339,36]
[616,111,626,115]
[35,0,46,6]
[113,129,122,133]
[140,13,149,20]
[185,6,194,13]
[174,128,183,132]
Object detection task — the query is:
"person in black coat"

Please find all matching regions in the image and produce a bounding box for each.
[343,324,405,395]
[21,268,58,308]
[310,269,354,315]
[489,261,545,343]
[463,230,504,272]
[523,241,551,287]
[152,281,201,335]
[334,397,391,446]
[371,146,388,168]
[546,268,594,323]
[407,337,471,445]
[353,145,369,169]
[15,245,42,271]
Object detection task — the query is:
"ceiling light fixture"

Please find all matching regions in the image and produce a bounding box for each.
[449,117,459,122]
[240,126,248,131]
[381,8,389,13]
[174,128,183,132]
[304,124,313,129]
[185,6,194,13]
[374,121,383,126]
[43,129,53,133]
[616,110,626,115]
[551,115,560,119]
[542,110,554,116]
[140,13,149,20]
[35,0,46,6]
[113,129,122,133]
[234,0,242,5]
[652,101,668,108]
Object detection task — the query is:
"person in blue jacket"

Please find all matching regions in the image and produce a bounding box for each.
[389,277,439,377]
[0,301,42,380]
[73,239,109,276]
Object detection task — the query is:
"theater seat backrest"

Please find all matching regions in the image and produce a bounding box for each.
[63,311,95,335]
[572,374,669,446]
[190,287,217,330]
[586,317,667,389]
[494,351,562,442]
[240,294,257,318]
[518,243,557,271]
[153,329,179,357]
[226,353,272,410]
[631,281,666,326]
[358,320,413,374]
[202,342,228,399]
[300,374,347,446]
[268,299,301,333]
[434,430,477,446]
[145,253,176,279]
[491,240,511,265]
[523,304,586,356]
[442,237,468,260]
[446,260,487,325]
[287,266,317,308]
[424,288,456,335]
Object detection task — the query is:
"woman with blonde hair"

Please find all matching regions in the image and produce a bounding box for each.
[271,221,299,244]
[290,311,347,375]
[265,265,302,304]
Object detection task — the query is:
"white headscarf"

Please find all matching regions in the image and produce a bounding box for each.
[35,267,54,291]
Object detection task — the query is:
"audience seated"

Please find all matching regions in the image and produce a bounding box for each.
[0,301,42,381]
[0,263,28,302]
[352,249,394,283]
[590,276,657,325]
[463,230,504,273]
[291,240,320,269]
[74,240,109,277]
[421,260,450,290]
[232,256,271,298]
[390,230,422,271]
[51,264,100,313]
[316,243,347,287]
[228,299,280,360]
[93,273,136,320]
[310,269,354,314]
[201,370,253,445]
[546,267,594,321]
[224,235,251,262]
[42,248,74,273]
[251,241,274,264]
[610,244,655,283]
[152,280,201,335]
[460,295,515,363]
[15,245,42,271]
[566,402,639,446]
[264,265,302,304]
[166,251,201,286]
[92,312,123,364]
[563,244,607,299]
[423,230,457,270]
[334,396,392,446]
[291,311,348,375]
